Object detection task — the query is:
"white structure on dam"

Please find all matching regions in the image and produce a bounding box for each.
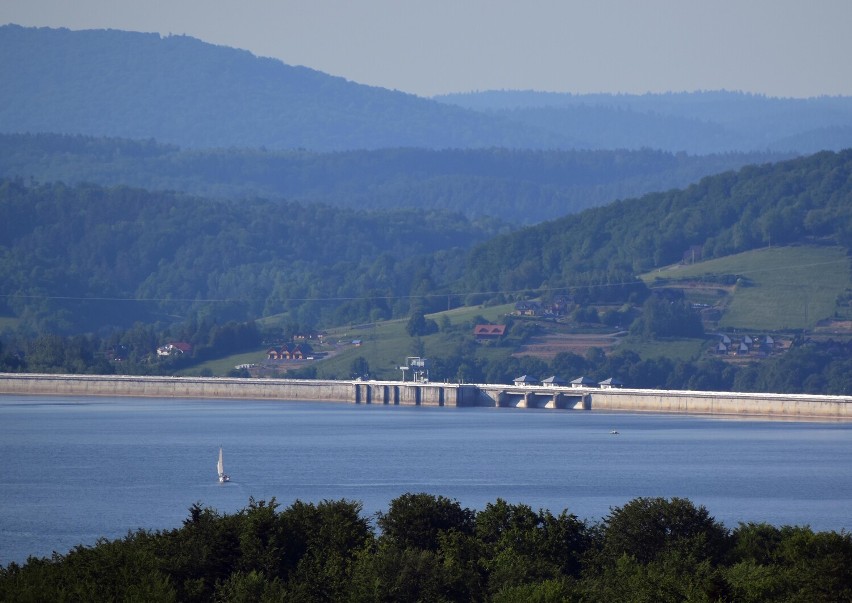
[0,373,849,421]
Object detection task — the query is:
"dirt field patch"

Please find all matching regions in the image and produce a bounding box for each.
[513,333,621,360]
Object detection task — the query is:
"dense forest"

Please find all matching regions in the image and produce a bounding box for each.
[4,25,852,154]
[2,494,849,601]
[0,179,492,333]
[0,133,787,224]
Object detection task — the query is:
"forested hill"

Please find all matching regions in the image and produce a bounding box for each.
[0,179,495,333]
[0,133,788,224]
[0,25,563,151]
[462,149,852,295]
[436,90,852,154]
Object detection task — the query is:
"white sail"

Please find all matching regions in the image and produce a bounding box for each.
[217,447,229,482]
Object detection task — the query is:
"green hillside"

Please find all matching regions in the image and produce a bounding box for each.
[645,246,851,331]
[461,149,852,297]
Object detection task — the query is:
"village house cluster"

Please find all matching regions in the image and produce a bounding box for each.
[512,298,571,318]
[714,334,779,357]
[264,331,324,361]
[265,343,310,361]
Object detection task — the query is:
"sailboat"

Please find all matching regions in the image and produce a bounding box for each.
[217,447,230,483]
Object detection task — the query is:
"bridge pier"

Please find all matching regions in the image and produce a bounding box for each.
[544,392,563,409]
[353,383,452,406]
[420,385,445,406]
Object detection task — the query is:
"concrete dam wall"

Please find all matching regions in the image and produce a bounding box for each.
[588,387,852,421]
[0,373,473,407]
[0,373,850,421]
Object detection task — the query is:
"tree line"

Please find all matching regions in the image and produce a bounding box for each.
[2,494,849,601]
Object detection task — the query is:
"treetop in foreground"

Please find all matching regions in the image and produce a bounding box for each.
[1,494,850,602]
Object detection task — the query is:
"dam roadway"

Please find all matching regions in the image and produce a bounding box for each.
[1,372,850,421]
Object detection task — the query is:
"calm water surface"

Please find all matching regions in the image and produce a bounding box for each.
[1,395,851,566]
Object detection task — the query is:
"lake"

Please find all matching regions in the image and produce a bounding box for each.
[1,394,850,566]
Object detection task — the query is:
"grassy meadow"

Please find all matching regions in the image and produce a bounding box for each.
[645,245,850,331]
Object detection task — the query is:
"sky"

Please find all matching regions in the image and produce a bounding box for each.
[3,0,852,98]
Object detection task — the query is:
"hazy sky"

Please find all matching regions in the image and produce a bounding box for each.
[3,0,851,98]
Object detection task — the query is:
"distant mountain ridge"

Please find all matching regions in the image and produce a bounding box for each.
[0,133,789,224]
[0,24,563,151]
[435,90,852,154]
[2,24,852,153]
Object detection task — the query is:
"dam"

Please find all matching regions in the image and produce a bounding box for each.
[0,372,850,421]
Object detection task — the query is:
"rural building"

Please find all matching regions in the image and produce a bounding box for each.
[514,301,542,316]
[474,324,506,341]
